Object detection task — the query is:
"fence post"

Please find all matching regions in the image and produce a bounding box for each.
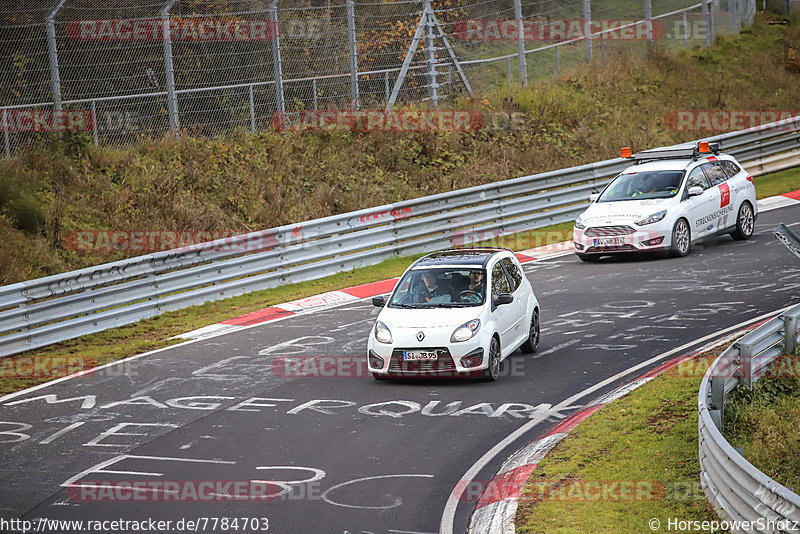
[506,57,512,89]
[583,0,593,62]
[683,11,689,46]
[423,0,439,106]
[269,0,285,114]
[249,85,256,133]
[643,0,653,51]
[312,78,318,111]
[785,314,798,355]
[701,0,711,47]
[513,0,527,87]
[161,0,180,134]
[91,100,98,145]
[46,0,67,112]
[3,109,10,159]
[346,0,360,109]
[383,72,389,102]
[730,0,740,33]
[785,0,790,14]
[556,44,560,74]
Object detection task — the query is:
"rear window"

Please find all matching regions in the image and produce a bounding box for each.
[719,160,742,178]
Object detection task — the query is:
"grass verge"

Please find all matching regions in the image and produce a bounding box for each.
[723,349,800,491]
[514,344,729,533]
[753,166,800,199]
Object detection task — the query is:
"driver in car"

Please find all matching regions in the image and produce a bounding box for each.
[417,272,450,302]
[466,270,484,294]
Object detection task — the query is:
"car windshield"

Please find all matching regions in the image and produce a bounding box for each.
[598,170,685,202]
[389,267,487,308]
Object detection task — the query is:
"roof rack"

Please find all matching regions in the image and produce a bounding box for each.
[621,142,720,164]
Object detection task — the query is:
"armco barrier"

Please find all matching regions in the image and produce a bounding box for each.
[698,302,800,533]
[0,115,799,357]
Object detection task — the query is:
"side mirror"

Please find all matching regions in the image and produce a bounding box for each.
[372,296,386,307]
[688,186,704,197]
[589,192,600,203]
[495,293,514,306]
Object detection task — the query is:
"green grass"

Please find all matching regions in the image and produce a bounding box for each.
[722,349,800,491]
[754,166,800,199]
[3,14,800,285]
[515,346,728,533]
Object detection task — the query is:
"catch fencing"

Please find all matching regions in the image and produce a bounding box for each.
[698,300,800,533]
[0,113,798,357]
[1,0,757,155]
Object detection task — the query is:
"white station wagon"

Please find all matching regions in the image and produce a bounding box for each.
[367,248,540,381]
[573,142,757,261]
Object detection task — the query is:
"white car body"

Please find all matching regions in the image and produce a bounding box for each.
[573,144,758,259]
[367,249,540,380]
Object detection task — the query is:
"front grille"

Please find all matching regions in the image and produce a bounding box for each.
[585,225,635,237]
[586,244,637,253]
[388,348,456,374]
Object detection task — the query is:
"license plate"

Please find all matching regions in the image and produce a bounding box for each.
[403,351,438,361]
[594,237,624,247]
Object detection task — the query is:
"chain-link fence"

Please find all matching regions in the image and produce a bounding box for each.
[1,0,760,155]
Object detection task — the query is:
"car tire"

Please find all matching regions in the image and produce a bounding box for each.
[481,337,501,382]
[576,253,600,262]
[730,202,755,241]
[520,309,540,354]
[669,219,691,257]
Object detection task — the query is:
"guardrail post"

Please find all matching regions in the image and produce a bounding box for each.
[46,0,67,112]
[583,0,593,62]
[513,0,527,87]
[730,0,741,33]
[555,44,560,74]
[785,314,798,355]
[346,0,360,110]
[701,0,711,47]
[643,0,653,52]
[683,11,689,46]
[161,0,180,134]
[3,109,10,159]
[270,0,285,114]
[737,341,754,388]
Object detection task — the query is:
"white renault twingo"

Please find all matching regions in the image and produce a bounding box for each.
[367,248,540,381]
[573,142,757,261]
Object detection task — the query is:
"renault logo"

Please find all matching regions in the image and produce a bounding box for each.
[416,331,425,342]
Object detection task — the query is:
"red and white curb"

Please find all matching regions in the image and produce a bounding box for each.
[175,191,798,341]
[465,328,761,534]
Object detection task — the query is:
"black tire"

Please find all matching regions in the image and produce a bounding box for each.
[520,309,540,354]
[670,219,691,257]
[481,337,501,382]
[576,253,601,262]
[730,202,755,241]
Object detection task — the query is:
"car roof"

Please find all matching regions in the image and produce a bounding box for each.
[414,248,509,268]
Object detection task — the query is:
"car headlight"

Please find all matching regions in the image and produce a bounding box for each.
[574,217,586,230]
[635,210,667,226]
[451,319,481,343]
[374,321,392,344]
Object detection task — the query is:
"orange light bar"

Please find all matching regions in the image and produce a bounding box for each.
[620,147,632,158]
[698,141,710,153]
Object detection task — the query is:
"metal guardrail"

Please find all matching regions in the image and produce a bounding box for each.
[698,301,800,533]
[1,115,799,357]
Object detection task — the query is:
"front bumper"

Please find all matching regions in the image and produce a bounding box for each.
[573,224,670,255]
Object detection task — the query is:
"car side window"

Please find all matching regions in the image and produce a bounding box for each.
[686,166,710,190]
[491,263,511,295]
[500,258,523,292]
[702,162,728,186]
[720,160,742,178]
